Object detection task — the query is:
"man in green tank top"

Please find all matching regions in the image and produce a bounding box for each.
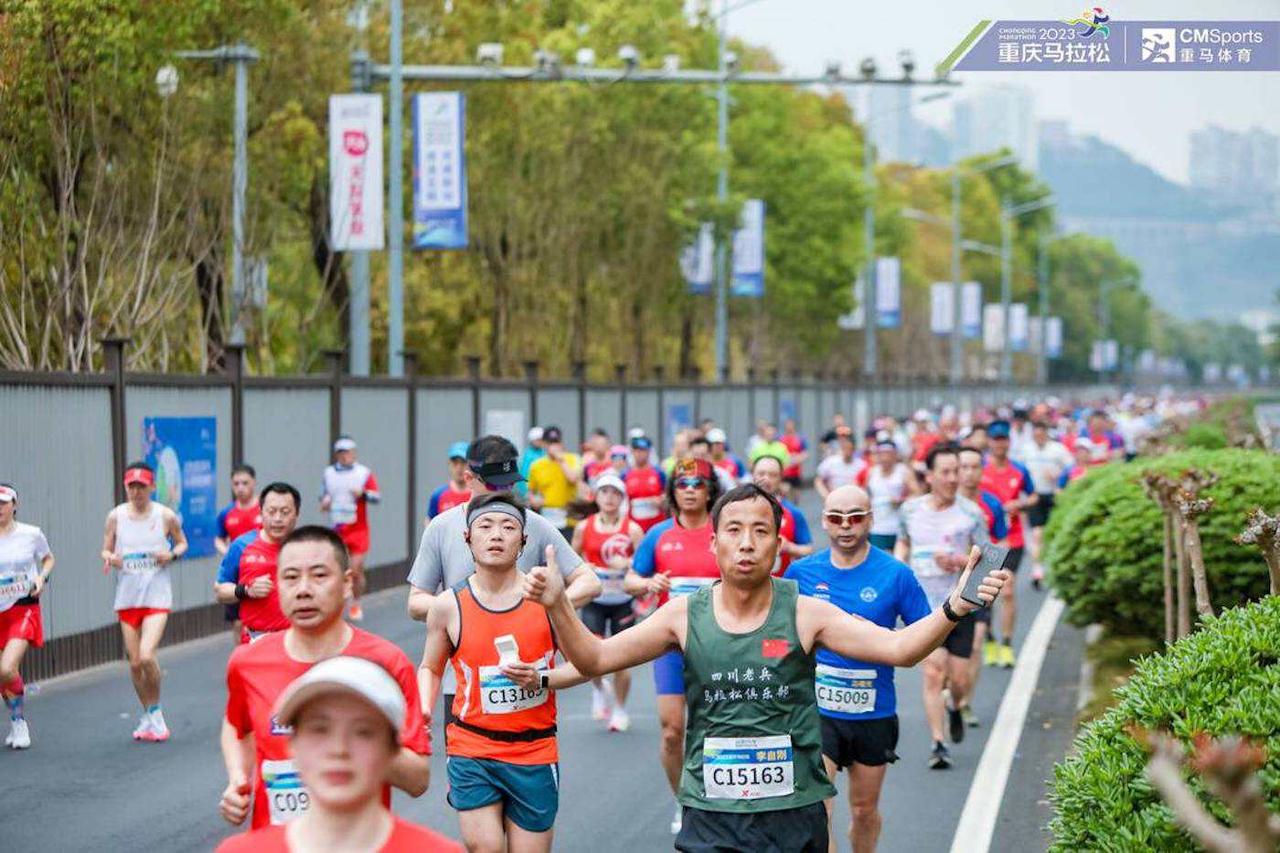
[524,484,1009,852]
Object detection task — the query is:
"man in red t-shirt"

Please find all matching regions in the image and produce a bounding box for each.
[219,526,430,832]
[979,421,1038,669]
[428,442,473,521]
[623,436,667,532]
[214,483,301,641]
[779,419,808,494]
[216,465,263,555]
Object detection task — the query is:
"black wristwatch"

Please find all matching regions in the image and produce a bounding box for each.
[941,597,963,623]
[540,674,550,690]
[234,583,248,601]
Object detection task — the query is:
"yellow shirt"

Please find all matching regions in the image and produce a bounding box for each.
[528,453,581,527]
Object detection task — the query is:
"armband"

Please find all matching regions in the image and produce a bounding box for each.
[234,583,248,601]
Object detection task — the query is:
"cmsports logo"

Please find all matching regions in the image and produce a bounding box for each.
[1141,28,1177,62]
[1062,6,1111,38]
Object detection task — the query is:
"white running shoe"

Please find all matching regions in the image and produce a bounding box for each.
[132,714,153,741]
[4,721,12,747]
[670,801,683,834]
[148,709,170,742]
[608,707,630,732]
[591,686,610,721]
[9,719,29,749]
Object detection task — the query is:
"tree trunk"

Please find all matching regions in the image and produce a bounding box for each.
[309,175,350,358]
[678,311,694,379]
[1162,512,1175,646]
[1172,510,1191,637]
[1182,521,1216,618]
[194,250,226,373]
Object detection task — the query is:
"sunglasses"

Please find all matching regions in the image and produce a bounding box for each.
[675,477,708,491]
[823,510,870,526]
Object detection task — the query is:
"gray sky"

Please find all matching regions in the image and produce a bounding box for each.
[726,0,1280,183]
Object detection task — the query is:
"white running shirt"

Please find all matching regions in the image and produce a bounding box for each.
[0,522,51,612]
[898,495,989,607]
[112,503,174,611]
[866,464,911,536]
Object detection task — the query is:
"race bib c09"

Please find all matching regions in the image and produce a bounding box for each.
[815,664,877,714]
[702,734,795,800]
[120,552,158,575]
[261,758,310,825]
[0,560,35,612]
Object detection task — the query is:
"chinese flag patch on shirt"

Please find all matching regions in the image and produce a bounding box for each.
[761,638,790,659]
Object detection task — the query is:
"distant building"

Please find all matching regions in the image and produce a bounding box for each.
[856,87,952,167]
[952,86,1038,170]
[1189,126,1279,199]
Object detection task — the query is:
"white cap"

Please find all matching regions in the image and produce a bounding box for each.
[333,436,357,452]
[593,472,626,496]
[913,409,931,422]
[705,427,727,444]
[627,427,647,441]
[273,656,405,741]
[0,485,15,503]
[528,426,544,442]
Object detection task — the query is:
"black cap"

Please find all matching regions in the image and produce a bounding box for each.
[543,426,563,443]
[466,435,524,487]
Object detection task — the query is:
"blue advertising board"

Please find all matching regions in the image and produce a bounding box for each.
[143,417,218,558]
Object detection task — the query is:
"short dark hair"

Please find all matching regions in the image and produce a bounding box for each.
[466,491,527,524]
[751,454,784,474]
[125,460,154,474]
[1032,420,1050,430]
[467,435,518,467]
[925,442,961,472]
[591,427,610,439]
[690,436,710,450]
[232,464,257,479]
[259,481,301,511]
[711,483,782,534]
[280,525,349,573]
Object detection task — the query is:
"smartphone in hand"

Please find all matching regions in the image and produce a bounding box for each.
[960,544,1015,607]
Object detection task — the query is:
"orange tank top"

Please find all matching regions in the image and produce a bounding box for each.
[447,579,559,764]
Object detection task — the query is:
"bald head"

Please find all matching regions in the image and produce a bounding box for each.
[825,485,870,512]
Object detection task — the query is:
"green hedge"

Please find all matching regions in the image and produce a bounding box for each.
[1049,596,1280,851]
[1045,449,1278,637]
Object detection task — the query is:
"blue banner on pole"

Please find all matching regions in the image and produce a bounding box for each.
[875,257,901,328]
[412,92,468,249]
[731,199,765,297]
[681,223,714,295]
[142,417,217,558]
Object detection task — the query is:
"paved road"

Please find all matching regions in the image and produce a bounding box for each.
[2,491,1082,852]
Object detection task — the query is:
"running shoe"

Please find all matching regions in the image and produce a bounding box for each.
[147,710,170,742]
[961,706,980,728]
[999,644,1016,669]
[670,801,683,834]
[929,741,952,770]
[348,602,364,622]
[1031,564,1044,591]
[608,707,630,732]
[8,719,29,749]
[983,639,1000,667]
[3,722,12,747]
[947,702,965,744]
[591,686,610,721]
[132,715,153,741]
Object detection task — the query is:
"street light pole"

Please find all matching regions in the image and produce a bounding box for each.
[949,168,962,385]
[713,0,730,381]
[349,52,372,376]
[863,97,877,379]
[1036,233,1049,384]
[387,0,405,376]
[999,197,1012,382]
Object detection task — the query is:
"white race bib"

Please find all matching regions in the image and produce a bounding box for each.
[596,568,627,598]
[630,498,660,520]
[479,665,549,715]
[120,552,158,575]
[0,560,34,612]
[910,546,943,578]
[703,734,795,800]
[329,502,357,526]
[815,664,877,714]
[669,577,716,599]
[261,758,310,825]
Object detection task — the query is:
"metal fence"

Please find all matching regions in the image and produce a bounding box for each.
[0,340,1118,680]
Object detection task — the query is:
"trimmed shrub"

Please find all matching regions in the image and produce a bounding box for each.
[1045,449,1278,637]
[1048,596,1280,851]
[1172,422,1227,450]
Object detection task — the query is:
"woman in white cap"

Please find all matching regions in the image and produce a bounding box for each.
[217,656,462,852]
[0,483,55,749]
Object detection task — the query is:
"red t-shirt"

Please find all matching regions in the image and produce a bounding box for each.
[776,503,799,576]
[220,503,263,543]
[584,459,613,482]
[624,465,667,532]
[911,432,941,463]
[236,534,288,633]
[780,434,806,479]
[224,629,430,830]
[216,816,463,852]
[980,460,1034,548]
[633,518,718,605]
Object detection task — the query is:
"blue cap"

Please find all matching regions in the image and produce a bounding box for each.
[448,441,471,460]
[987,420,1011,439]
[629,436,653,450]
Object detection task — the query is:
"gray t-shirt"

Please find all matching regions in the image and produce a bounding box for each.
[407,502,584,696]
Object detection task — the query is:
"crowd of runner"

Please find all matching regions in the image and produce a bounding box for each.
[0,392,1197,851]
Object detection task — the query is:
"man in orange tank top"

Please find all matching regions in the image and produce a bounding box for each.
[418,493,588,853]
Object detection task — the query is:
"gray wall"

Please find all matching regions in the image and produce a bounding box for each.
[342,387,409,569]
[243,387,329,527]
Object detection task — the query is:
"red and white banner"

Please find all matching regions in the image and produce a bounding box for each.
[329,94,384,251]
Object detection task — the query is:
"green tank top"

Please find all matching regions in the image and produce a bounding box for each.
[679,577,836,813]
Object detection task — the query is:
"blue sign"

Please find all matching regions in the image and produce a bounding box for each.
[681,223,714,295]
[779,398,797,423]
[731,200,765,298]
[412,92,468,249]
[142,417,218,558]
[666,403,692,454]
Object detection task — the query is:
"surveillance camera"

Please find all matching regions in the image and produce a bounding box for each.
[476,42,504,65]
[824,60,841,81]
[859,57,877,79]
[723,50,739,72]
[534,48,561,75]
[575,47,596,67]
[898,49,915,77]
[662,54,680,73]
[155,65,179,98]
[618,44,640,68]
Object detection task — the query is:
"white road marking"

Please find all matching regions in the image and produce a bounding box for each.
[950,594,1065,853]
